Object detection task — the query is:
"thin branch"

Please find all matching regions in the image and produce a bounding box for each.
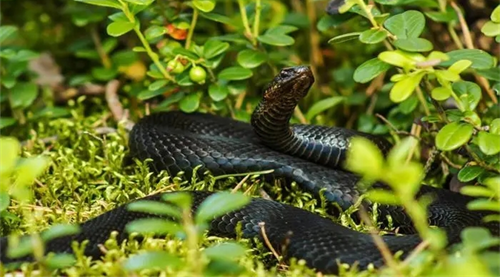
[231,174,251,193]
[450,2,474,49]
[258,222,281,262]
[358,206,402,276]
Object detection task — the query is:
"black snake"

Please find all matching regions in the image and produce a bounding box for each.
[1,66,497,274]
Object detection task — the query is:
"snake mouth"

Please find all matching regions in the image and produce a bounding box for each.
[263,65,315,101]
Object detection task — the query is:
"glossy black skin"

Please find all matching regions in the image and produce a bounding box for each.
[251,66,392,168]
[1,67,497,274]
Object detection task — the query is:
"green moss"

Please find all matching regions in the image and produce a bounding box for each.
[2,103,498,277]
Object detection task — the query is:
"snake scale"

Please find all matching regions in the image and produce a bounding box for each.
[1,66,497,274]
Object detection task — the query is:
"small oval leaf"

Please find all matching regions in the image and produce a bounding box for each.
[435,122,473,151]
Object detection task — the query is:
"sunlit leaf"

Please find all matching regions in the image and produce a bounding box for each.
[353,58,391,83]
[195,191,250,224]
[123,251,183,271]
[436,122,473,151]
[346,137,384,180]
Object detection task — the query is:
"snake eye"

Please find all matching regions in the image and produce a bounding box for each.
[280,69,293,78]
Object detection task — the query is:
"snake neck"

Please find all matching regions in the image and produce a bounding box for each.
[251,98,298,146]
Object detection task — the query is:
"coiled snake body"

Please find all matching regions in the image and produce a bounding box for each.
[1,66,497,273]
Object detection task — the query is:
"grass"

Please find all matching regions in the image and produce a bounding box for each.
[2,97,498,277]
[3,97,376,276]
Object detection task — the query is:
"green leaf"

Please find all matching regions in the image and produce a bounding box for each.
[199,12,232,25]
[138,87,169,100]
[123,251,183,271]
[460,186,493,198]
[305,97,345,121]
[435,122,473,151]
[41,224,81,242]
[440,49,495,70]
[91,67,118,81]
[148,80,168,91]
[203,40,229,59]
[345,137,384,180]
[126,218,183,236]
[162,192,192,210]
[10,82,38,109]
[208,84,229,101]
[393,38,433,52]
[481,21,500,37]
[218,66,253,80]
[145,25,166,40]
[13,157,49,196]
[193,0,216,13]
[108,12,128,22]
[157,92,185,109]
[448,60,472,75]
[258,26,297,46]
[354,58,391,83]
[458,166,485,182]
[477,66,500,82]
[266,25,298,35]
[490,119,500,135]
[33,107,71,119]
[258,34,294,46]
[387,136,419,166]
[195,191,250,224]
[384,10,426,39]
[366,189,400,205]
[452,81,481,111]
[205,259,246,276]
[0,192,10,212]
[122,0,154,5]
[461,227,500,251]
[179,92,201,113]
[107,21,135,37]
[237,49,267,69]
[75,0,122,9]
[0,137,19,176]
[492,6,500,22]
[467,199,500,212]
[7,236,35,258]
[431,86,452,101]
[389,72,425,102]
[127,200,181,219]
[477,131,500,156]
[424,10,457,23]
[0,117,16,129]
[378,50,417,69]
[359,29,387,44]
[328,32,361,44]
[399,94,419,114]
[0,25,18,45]
[483,177,500,195]
[173,48,199,60]
[203,242,247,261]
[44,254,76,269]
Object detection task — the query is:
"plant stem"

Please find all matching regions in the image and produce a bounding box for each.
[450,1,473,49]
[415,87,431,116]
[183,207,202,275]
[252,0,261,39]
[465,145,500,174]
[185,8,199,49]
[90,27,111,69]
[238,0,256,45]
[134,28,173,81]
[120,1,173,81]
[447,24,464,49]
[355,0,379,28]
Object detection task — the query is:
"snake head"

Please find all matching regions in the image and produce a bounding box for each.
[263,66,315,102]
